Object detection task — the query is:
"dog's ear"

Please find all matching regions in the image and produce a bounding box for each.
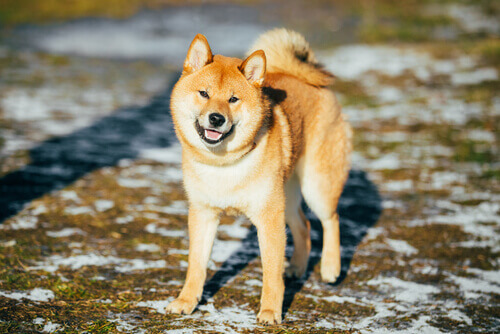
[240,50,266,86]
[184,34,213,74]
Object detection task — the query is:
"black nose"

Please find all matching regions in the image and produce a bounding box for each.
[209,113,225,127]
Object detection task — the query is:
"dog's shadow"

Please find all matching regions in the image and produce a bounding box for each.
[201,169,382,317]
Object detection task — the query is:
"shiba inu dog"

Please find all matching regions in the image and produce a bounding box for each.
[166,29,352,324]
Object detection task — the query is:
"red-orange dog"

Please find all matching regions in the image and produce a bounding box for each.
[167,29,352,324]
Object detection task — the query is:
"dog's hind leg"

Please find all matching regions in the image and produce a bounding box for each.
[297,119,351,283]
[284,174,311,279]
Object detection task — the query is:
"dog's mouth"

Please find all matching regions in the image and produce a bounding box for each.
[195,120,234,145]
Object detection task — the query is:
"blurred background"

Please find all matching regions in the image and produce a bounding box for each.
[0,1,498,333]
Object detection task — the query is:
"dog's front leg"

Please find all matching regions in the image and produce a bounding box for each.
[252,200,286,325]
[166,205,219,315]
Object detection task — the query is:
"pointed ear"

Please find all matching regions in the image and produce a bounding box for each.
[183,34,213,74]
[239,50,266,86]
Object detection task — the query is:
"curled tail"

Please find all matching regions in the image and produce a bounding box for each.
[248,28,334,87]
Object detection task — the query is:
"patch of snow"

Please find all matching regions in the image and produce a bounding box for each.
[451,67,498,85]
[365,227,385,241]
[168,249,189,255]
[322,295,360,304]
[42,321,61,333]
[211,239,243,263]
[382,180,413,192]
[385,239,418,256]
[29,253,167,273]
[315,319,335,329]
[447,309,472,326]
[94,199,114,212]
[46,228,86,238]
[449,274,500,299]
[162,168,184,182]
[33,318,44,325]
[0,288,55,302]
[219,217,251,239]
[64,206,94,215]
[59,190,81,202]
[467,129,496,143]
[117,178,152,188]
[0,240,16,247]
[136,298,174,314]
[410,202,500,239]
[382,200,405,210]
[139,144,183,164]
[145,223,185,238]
[367,277,440,303]
[32,8,266,61]
[115,259,166,273]
[0,216,38,230]
[116,215,134,224]
[160,201,189,215]
[447,4,500,34]
[135,243,161,252]
[32,204,48,215]
[376,86,404,103]
[245,279,262,287]
[368,153,401,170]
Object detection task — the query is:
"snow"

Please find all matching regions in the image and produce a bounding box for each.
[115,215,134,224]
[117,178,153,188]
[136,298,174,314]
[32,7,266,61]
[447,309,472,326]
[219,217,251,239]
[447,4,500,34]
[135,243,161,252]
[145,223,185,237]
[0,216,38,230]
[211,239,243,263]
[46,228,86,238]
[367,277,440,303]
[29,254,168,273]
[115,259,166,273]
[94,199,114,212]
[59,190,81,202]
[451,68,498,85]
[42,321,61,333]
[139,144,183,164]
[367,153,402,170]
[0,240,16,247]
[383,180,413,192]
[385,239,418,256]
[64,206,94,215]
[0,288,55,302]
[467,129,496,142]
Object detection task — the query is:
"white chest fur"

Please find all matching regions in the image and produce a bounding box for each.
[183,143,273,213]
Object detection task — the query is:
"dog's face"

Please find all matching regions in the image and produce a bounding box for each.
[171,34,268,156]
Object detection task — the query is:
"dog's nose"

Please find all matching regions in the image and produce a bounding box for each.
[209,113,225,127]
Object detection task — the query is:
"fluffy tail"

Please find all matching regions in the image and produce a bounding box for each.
[248,28,334,87]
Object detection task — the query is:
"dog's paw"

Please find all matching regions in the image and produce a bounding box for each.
[257,309,282,325]
[285,263,306,279]
[165,298,198,315]
[320,262,341,283]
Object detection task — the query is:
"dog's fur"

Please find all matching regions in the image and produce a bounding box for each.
[166,29,352,324]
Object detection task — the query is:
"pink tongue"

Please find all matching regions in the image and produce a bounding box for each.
[205,129,223,140]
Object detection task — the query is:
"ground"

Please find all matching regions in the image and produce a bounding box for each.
[0,0,498,333]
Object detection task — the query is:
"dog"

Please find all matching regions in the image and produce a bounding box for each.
[166,28,352,324]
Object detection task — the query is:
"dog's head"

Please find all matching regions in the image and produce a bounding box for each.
[171,34,268,161]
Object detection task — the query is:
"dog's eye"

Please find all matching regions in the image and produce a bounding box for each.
[228,96,239,103]
[199,91,209,98]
